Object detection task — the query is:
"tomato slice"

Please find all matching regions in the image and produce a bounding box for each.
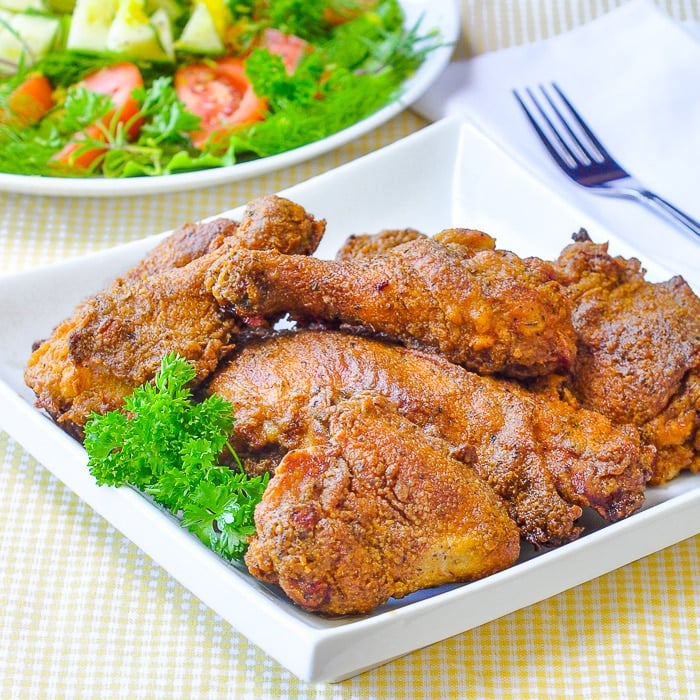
[53,62,144,171]
[4,73,54,124]
[175,57,267,150]
[261,28,309,74]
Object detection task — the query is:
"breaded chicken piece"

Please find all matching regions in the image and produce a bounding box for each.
[336,227,496,260]
[640,370,700,483]
[552,232,700,483]
[245,393,521,615]
[209,232,578,379]
[208,330,652,546]
[24,196,325,436]
[335,228,425,259]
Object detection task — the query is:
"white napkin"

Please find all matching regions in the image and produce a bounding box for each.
[413,0,700,286]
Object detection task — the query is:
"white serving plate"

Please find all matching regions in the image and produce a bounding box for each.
[0,0,458,198]
[1,118,698,683]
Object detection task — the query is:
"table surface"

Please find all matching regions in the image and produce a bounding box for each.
[1,2,698,698]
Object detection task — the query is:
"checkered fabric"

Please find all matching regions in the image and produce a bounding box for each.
[1,2,698,697]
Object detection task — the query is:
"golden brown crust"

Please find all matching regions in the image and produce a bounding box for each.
[209,329,651,546]
[552,237,700,482]
[210,236,578,378]
[245,393,520,615]
[335,228,426,260]
[24,196,325,435]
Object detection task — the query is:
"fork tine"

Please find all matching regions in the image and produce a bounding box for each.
[512,88,576,172]
[540,84,600,163]
[549,83,611,160]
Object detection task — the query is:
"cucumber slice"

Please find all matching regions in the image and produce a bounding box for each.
[174,1,223,55]
[198,0,228,38]
[105,0,172,62]
[0,11,60,69]
[66,0,118,52]
[148,7,174,61]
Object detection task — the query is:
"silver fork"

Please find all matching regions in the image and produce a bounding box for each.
[513,83,700,239]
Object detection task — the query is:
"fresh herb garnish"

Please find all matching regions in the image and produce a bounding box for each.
[0,0,441,178]
[84,353,268,561]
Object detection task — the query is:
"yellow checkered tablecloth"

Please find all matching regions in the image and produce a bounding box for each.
[1,2,699,698]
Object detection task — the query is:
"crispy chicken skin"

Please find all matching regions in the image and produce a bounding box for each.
[208,330,652,546]
[335,228,426,259]
[244,393,521,615]
[127,217,241,279]
[209,233,578,378]
[336,227,497,260]
[551,233,700,483]
[24,196,325,436]
[641,370,700,483]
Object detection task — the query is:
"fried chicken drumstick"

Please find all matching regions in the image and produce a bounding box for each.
[549,232,700,484]
[245,393,521,615]
[209,229,578,378]
[24,191,699,617]
[208,329,652,547]
[24,196,325,436]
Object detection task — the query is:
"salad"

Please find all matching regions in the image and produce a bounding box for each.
[0,0,439,178]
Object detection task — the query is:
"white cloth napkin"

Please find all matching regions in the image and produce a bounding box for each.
[413,0,700,286]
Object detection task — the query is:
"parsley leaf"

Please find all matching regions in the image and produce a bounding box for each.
[84,353,268,562]
[133,77,201,145]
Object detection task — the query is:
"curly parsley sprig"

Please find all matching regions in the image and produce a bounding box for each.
[84,353,268,561]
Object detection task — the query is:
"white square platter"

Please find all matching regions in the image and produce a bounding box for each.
[0,118,698,683]
[0,0,459,197]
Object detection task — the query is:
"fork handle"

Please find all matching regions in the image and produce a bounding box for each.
[633,189,700,239]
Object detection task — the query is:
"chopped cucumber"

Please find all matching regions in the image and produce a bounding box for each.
[174,1,223,54]
[150,7,174,60]
[105,0,173,62]
[66,0,117,52]
[198,0,228,38]
[0,10,60,69]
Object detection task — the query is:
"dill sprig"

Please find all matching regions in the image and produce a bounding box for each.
[0,0,442,178]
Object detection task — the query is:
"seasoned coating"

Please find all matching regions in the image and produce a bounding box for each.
[127,217,241,279]
[224,194,327,257]
[24,196,325,436]
[336,227,497,260]
[210,234,578,378]
[640,370,700,484]
[208,330,652,546]
[245,393,521,615]
[552,234,700,483]
[335,228,425,259]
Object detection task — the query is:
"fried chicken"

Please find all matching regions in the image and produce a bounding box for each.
[335,228,425,259]
[209,231,578,378]
[208,329,652,546]
[244,392,521,615]
[336,227,497,260]
[24,196,325,436]
[551,232,700,483]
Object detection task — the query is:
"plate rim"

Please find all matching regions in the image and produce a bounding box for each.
[1,118,699,683]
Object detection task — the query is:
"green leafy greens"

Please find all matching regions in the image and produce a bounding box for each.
[0,0,441,178]
[84,353,268,561]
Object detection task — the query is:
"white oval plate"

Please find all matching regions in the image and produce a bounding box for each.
[0,0,459,197]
